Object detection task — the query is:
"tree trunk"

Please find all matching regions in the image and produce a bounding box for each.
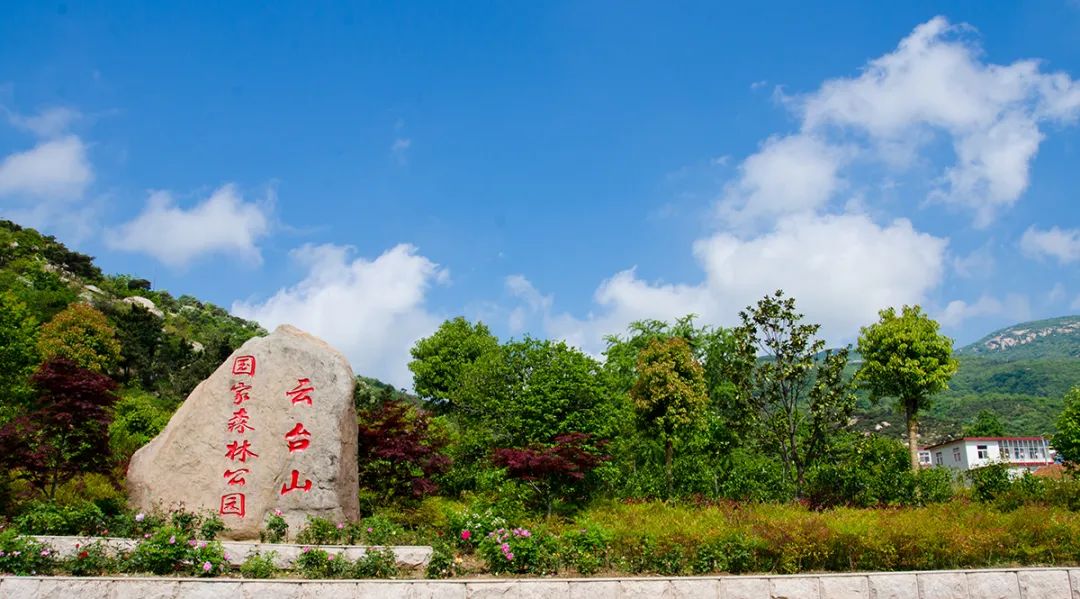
[906,404,920,471]
[664,439,674,498]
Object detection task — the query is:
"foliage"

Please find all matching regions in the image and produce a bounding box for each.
[968,462,1013,503]
[361,514,406,545]
[558,523,611,575]
[630,337,708,496]
[357,399,450,502]
[108,388,173,461]
[126,526,191,575]
[261,510,289,543]
[425,542,459,578]
[956,315,1080,361]
[963,409,1007,437]
[804,434,948,508]
[62,540,117,576]
[479,527,558,575]
[352,547,399,578]
[856,305,958,468]
[494,432,607,515]
[105,302,165,387]
[295,516,343,545]
[408,316,500,407]
[239,550,278,578]
[37,303,122,375]
[0,291,39,413]
[1055,386,1080,466]
[446,507,508,550]
[295,547,351,579]
[0,358,119,498]
[354,375,415,411]
[0,529,57,575]
[732,290,855,496]
[13,500,106,535]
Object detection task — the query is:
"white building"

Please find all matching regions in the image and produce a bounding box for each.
[921,437,1054,475]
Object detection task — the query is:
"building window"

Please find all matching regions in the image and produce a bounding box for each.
[1014,446,1022,460]
[977,445,989,459]
[999,446,1009,458]
[1029,447,1039,460]
[953,447,962,462]
[935,452,943,465]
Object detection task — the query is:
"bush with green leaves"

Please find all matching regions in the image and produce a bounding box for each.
[969,462,1012,503]
[424,542,458,579]
[240,550,278,579]
[353,547,399,578]
[295,547,351,578]
[261,510,289,543]
[914,467,955,505]
[13,500,106,535]
[295,516,343,545]
[361,514,405,545]
[0,530,57,575]
[62,540,116,576]
[558,523,611,575]
[446,507,507,550]
[189,539,228,577]
[126,526,191,575]
[478,526,558,575]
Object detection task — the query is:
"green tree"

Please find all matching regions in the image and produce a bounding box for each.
[37,303,122,375]
[732,290,854,496]
[1055,386,1080,467]
[0,292,39,414]
[408,317,499,409]
[106,303,165,387]
[856,305,959,470]
[964,409,1006,437]
[630,337,708,496]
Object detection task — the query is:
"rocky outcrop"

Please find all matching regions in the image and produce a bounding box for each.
[127,325,359,539]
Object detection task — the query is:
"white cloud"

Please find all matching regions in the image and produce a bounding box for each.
[391,138,411,165]
[1020,225,1080,264]
[516,214,948,354]
[720,135,847,226]
[952,245,996,278]
[1048,283,1066,304]
[793,16,1080,225]
[106,184,271,267]
[0,136,92,200]
[937,294,1031,328]
[232,243,447,388]
[6,107,81,138]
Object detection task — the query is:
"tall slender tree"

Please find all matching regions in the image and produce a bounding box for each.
[856,305,958,470]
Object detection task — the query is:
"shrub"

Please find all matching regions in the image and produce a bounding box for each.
[0,530,57,575]
[199,513,226,540]
[296,516,341,545]
[62,540,115,576]
[361,514,405,545]
[353,547,399,578]
[127,526,190,575]
[425,542,458,579]
[261,510,288,543]
[13,500,106,535]
[240,551,278,579]
[295,547,350,579]
[914,467,955,505]
[559,523,611,575]
[479,527,558,575]
[446,507,507,550]
[188,539,228,577]
[969,462,1012,502]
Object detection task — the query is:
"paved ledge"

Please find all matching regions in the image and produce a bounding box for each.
[31,535,432,568]
[1,567,1078,598]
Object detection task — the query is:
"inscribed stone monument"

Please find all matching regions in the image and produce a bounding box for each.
[127,325,360,539]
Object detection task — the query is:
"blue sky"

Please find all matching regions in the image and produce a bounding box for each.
[1,2,1079,387]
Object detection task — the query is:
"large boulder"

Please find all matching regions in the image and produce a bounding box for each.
[127,325,359,539]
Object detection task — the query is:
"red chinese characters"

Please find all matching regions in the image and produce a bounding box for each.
[231,382,252,405]
[232,355,256,377]
[286,378,314,405]
[280,469,312,495]
[223,468,249,486]
[227,408,254,434]
[284,423,311,452]
[225,439,259,462]
[220,493,245,517]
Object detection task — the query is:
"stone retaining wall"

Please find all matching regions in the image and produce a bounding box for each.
[31,535,432,568]
[2,568,1078,598]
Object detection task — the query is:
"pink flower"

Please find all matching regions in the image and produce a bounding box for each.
[188,540,197,547]
[202,561,212,573]
[460,530,472,541]
[328,554,335,561]
[273,509,283,517]
[168,535,176,545]
[144,533,152,539]
[337,522,345,530]
[506,552,514,561]
[501,543,510,553]
[198,541,207,549]
[224,553,231,561]
[135,513,145,522]
[302,546,312,553]
[367,527,373,533]
[40,549,50,557]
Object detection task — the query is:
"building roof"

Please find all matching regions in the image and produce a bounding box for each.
[922,436,1047,451]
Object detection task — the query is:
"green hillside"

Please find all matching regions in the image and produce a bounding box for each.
[957,315,1080,360]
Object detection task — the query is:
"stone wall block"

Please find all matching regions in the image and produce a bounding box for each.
[619,579,674,599]
[109,578,180,599]
[1017,569,1070,599]
[819,576,869,599]
[354,581,412,598]
[965,572,1020,599]
[466,580,570,599]
[297,581,358,598]
[722,577,770,599]
[409,581,467,599]
[1069,569,1080,599]
[916,572,968,599]
[175,581,242,599]
[771,577,821,599]
[569,580,620,599]
[867,574,918,599]
[671,578,719,599]
[241,581,302,599]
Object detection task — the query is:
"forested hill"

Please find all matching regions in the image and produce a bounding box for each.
[854,315,1080,442]
[956,315,1080,360]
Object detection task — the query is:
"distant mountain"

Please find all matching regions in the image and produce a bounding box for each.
[957,315,1080,361]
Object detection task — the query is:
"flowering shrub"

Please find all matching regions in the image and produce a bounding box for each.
[62,540,115,576]
[446,508,507,549]
[296,516,341,545]
[479,527,557,574]
[126,526,190,575]
[239,550,278,579]
[424,541,460,579]
[295,547,350,578]
[0,530,57,575]
[188,539,228,577]
[12,500,106,536]
[558,523,611,575]
[360,514,405,545]
[261,509,288,543]
[352,547,399,578]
